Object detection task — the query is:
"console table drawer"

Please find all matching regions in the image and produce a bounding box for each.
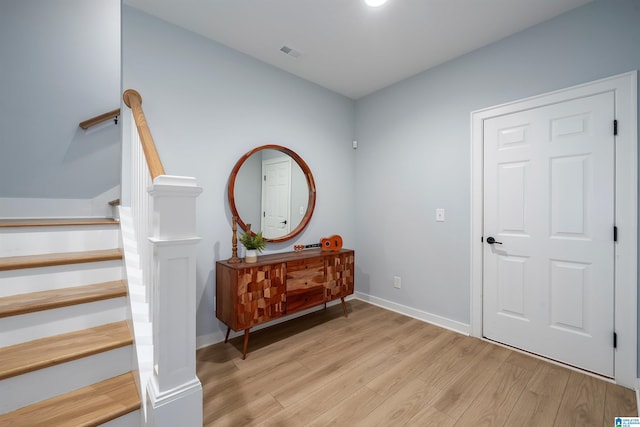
[287,286,324,313]
[286,258,324,291]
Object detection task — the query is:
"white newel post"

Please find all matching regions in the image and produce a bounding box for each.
[146,175,203,427]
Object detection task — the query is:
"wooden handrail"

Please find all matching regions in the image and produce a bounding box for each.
[79,108,120,129]
[123,89,166,179]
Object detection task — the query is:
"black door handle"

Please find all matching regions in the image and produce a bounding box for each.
[280,220,287,225]
[486,236,502,245]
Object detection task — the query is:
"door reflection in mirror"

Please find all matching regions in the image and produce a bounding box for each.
[229,145,315,242]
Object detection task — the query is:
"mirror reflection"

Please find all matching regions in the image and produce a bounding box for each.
[229,145,316,242]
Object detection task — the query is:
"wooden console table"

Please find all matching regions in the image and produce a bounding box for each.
[216,248,355,359]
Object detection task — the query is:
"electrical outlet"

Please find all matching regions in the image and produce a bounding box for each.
[436,208,445,222]
[393,276,401,289]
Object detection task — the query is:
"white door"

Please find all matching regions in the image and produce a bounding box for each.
[261,156,292,239]
[483,92,615,376]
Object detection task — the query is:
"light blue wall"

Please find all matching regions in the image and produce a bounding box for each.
[354,0,640,325]
[0,0,121,199]
[122,6,356,341]
[123,0,639,356]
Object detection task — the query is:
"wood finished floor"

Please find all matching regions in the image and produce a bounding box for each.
[197,300,637,426]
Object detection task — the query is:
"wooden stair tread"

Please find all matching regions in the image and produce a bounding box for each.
[0,281,127,318]
[0,372,140,426]
[0,218,119,228]
[0,248,123,271]
[0,321,132,380]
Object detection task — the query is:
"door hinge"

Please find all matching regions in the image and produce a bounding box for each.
[264,175,267,181]
[614,119,618,136]
[614,226,618,242]
[614,332,617,349]
[481,236,484,243]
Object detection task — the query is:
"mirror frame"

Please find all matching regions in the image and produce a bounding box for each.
[228,144,316,243]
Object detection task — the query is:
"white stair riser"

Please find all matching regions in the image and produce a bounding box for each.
[0,223,142,423]
[101,409,141,427]
[1,298,127,346]
[0,225,120,257]
[0,345,133,414]
[0,261,122,297]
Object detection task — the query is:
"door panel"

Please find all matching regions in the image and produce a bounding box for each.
[261,157,292,239]
[549,260,589,332]
[483,92,614,377]
[551,155,588,236]
[498,162,527,234]
[497,255,527,319]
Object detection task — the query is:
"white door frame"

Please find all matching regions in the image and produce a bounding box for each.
[470,71,638,388]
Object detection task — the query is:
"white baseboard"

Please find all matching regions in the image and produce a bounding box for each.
[353,291,471,336]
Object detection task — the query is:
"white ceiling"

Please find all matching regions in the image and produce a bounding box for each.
[124,0,593,99]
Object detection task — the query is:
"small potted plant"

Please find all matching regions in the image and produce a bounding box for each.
[239,225,266,263]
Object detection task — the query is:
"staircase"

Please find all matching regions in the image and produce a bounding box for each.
[0,218,141,426]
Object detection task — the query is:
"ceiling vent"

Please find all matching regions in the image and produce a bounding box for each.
[280,45,303,58]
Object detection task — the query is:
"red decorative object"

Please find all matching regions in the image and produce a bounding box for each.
[294,234,343,252]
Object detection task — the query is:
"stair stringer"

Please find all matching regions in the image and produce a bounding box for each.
[119,206,153,424]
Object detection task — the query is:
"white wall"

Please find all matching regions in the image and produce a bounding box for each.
[0,0,121,201]
[354,0,640,327]
[122,7,356,343]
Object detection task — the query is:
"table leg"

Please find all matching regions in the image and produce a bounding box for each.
[242,328,250,360]
[224,326,231,343]
[341,297,348,318]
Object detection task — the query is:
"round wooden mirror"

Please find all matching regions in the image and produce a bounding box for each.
[228,145,316,243]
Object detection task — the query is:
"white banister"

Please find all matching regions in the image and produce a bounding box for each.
[124,93,203,426]
[130,114,153,314]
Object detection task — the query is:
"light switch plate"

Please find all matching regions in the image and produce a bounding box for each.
[436,208,445,222]
[393,276,401,289]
